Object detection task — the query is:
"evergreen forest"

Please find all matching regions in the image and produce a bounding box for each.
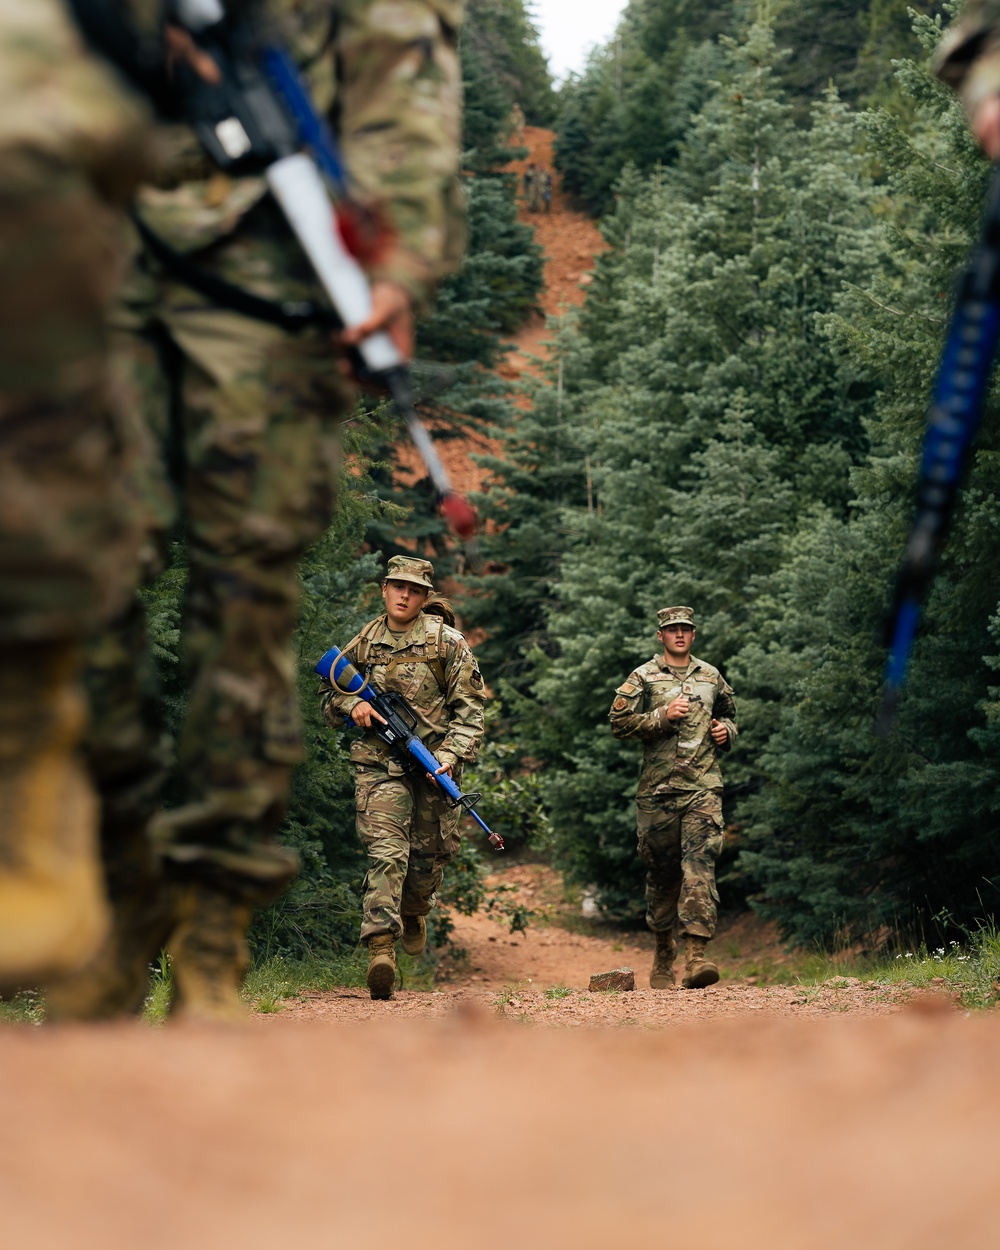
[148,0,1000,959]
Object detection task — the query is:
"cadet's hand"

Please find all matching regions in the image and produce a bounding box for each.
[973,96,1000,161]
[711,718,729,747]
[339,281,415,362]
[427,761,454,785]
[666,696,690,722]
[165,26,223,84]
[350,702,386,729]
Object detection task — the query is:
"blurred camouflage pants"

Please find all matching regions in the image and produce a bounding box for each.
[636,789,724,939]
[354,766,463,942]
[0,156,141,645]
[91,219,353,903]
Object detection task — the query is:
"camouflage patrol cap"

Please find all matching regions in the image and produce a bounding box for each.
[657,606,696,629]
[385,555,435,590]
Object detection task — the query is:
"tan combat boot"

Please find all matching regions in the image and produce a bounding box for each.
[681,934,720,989]
[649,930,677,989]
[366,933,397,1000]
[0,644,109,994]
[168,882,251,1024]
[401,914,427,957]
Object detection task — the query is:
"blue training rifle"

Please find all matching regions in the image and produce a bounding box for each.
[878,165,1000,734]
[315,646,504,851]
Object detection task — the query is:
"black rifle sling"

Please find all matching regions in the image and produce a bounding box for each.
[130,210,338,333]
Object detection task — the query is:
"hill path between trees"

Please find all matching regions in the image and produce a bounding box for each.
[398,126,604,497]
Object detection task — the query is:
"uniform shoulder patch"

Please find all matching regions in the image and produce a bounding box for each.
[612,696,628,711]
[619,681,638,696]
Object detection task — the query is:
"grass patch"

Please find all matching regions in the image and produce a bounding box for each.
[241,949,439,1009]
[493,979,530,1017]
[141,947,434,1022]
[732,926,1000,1010]
[859,929,1000,1009]
[0,989,43,1026]
[544,985,573,1002]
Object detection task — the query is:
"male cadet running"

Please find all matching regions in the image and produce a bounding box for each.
[320,556,486,1000]
[609,607,738,990]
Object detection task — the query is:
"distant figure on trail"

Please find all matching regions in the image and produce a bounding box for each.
[527,165,543,212]
[523,161,536,210]
[542,169,553,213]
[609,607,738,991]
[319,557,486,1000]
[934,0,1000,158]
[510,102,525,147]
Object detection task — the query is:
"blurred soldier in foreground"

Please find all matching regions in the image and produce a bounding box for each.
[935,0,1000,157]
[53,0,468,1023]
[0,0,151,993]
[319,556,485,1000]
[610,608,738,990]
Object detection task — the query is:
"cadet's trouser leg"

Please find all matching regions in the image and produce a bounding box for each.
[637,790,724,938]
[636,797,683,935]
[676,792,724,938]
[149,299,348,902]
[402,770,463,919]
[0,156,144,993]
[356,773,415,942]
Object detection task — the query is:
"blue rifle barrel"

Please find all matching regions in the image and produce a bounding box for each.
[259,45,348,193]
[315,646,503,849]
[878,165,1000,732]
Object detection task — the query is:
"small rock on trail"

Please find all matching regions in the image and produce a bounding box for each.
[588,968,635,992]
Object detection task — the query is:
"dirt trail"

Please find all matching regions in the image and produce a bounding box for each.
[281,864,916,1025]
[5,1008,999,1249]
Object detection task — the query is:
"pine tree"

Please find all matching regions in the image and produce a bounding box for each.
[481,21,882,918]
[736,13,1000,946]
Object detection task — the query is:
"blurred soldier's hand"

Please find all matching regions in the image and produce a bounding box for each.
[666,696,690,722]
[973,96,1000,160]
[350,702,387,729]
[710,718,729,746]
[340,280,415,361]
[165,25,222,84]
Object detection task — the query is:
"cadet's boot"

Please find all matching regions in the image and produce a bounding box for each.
[366,933,397,1000]
[681,934,720,989]
[0,644,108,993]
[401,914,427,957]
[168,883,251,1024]
[45,835,176,1021]
[649,930,677,989]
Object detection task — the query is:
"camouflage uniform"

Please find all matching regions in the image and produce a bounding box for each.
[934,1,1000,117]
[107,0,467,905]
[0,0,152,989]
[0,0,149,645]
[320,557,486,942]
[609,608,738,941]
